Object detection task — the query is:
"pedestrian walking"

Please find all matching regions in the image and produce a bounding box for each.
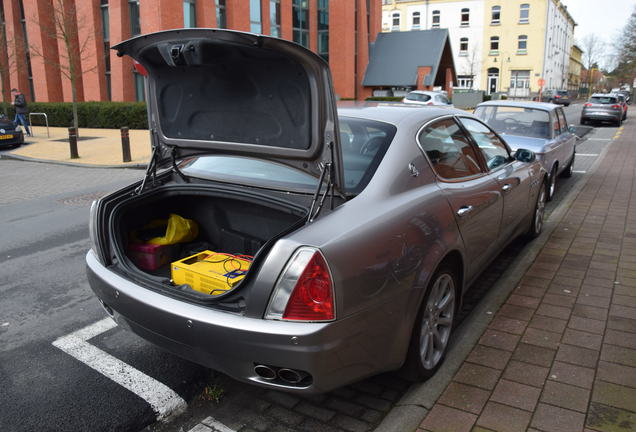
[11,88,31,136]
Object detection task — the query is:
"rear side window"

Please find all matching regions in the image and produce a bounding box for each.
[590,96,617,104]
[405,92,431,102]
[552,112,560,137]
[556,109,568,134]
[557,91,568,96]
[417,118,482,180]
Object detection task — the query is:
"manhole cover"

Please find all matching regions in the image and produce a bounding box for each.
[58,191,108,205]
[51,136,100,142]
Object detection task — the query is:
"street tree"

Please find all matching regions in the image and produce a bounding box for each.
[611,5,636,86]
[580,34,606,94]
[28,0,96,132]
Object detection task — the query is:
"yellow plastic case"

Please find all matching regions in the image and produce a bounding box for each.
[171,250,251,296]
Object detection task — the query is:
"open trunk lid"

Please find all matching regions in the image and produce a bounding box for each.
[113,29,344,195]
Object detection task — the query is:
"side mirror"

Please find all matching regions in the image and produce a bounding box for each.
[515,148,536,163]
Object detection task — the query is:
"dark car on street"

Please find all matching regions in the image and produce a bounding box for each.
[581,94,624,126]
[86,29,548,394]
[542,90,570,106]
[0,116,24,149]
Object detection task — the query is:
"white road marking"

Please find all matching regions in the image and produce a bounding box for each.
[577,153,599,156]
[573,170,587,174]
[587,138,611,141]
[53,318,187,421]
[196,417,237,432]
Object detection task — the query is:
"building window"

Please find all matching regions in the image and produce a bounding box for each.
[183,0,196,28]
[519,3,529,24]
[431,10,440,28]
[134,71,145,101]
[490,36,499,52]
[412,11,420,29]
[518,34,528,52]
[391,12,400,31]
[459,37,468,55]
[461,8,469,26]
[216,0,226,28]
[491,6,500,24]
[100,0,111,100]
[317,0,328,61]
[510,70,530,89]
[270,0,281,36]
[293,0,309,47]
[457,75,473,89]
[250,0,261,33]
[129,0,140,36]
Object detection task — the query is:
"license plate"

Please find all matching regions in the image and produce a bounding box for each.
[0,134,13,139]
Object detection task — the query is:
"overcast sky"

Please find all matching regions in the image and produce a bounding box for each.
[561,0,635,67]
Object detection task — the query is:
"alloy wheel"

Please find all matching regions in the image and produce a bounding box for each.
[548,167,557,199]
[419,273,455,370]
[535,186,546,235]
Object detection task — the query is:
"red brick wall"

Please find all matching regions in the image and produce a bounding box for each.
[109,0,134,101]
[227,0,250,32]
[56,0,84,103]
[140,0,183,33]
[76,0,107,101]
[329,0,355,99]
[417,66,432,91]
[4,0,30,100]
[22,0,63,102]
[196,0,217,27]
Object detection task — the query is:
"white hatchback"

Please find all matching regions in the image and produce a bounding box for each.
[402,90,454,107]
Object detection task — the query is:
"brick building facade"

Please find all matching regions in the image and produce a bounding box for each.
[0,0,381,103]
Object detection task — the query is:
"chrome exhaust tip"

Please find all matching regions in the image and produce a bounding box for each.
[254,364,277,380]
[278,368,305,384]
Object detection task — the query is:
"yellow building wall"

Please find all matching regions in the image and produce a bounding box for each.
[481,0,548,94]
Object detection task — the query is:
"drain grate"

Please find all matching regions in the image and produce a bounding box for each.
[58,191,108,205]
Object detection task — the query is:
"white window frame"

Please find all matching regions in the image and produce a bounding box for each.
[432,10,440,28]
[460,8,469,27]
[520,4,530,24]
[491,5,501,25]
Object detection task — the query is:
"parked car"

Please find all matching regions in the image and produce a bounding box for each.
[403,90,454,107]
[581,94,624,126]
[613,93,628,120]
[542,90,570,106]
[617,90,631,105]
[474,101,576,201]
[86,29,547,394]
[0,116,24,149]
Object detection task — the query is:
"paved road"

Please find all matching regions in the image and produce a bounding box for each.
[0,103,624,432]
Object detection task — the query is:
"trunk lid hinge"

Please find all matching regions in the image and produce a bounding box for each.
[171,146,190,183]
[307,141,341,223]
[135,143,159,195]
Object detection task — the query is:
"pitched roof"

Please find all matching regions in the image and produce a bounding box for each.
[363,29,452,87]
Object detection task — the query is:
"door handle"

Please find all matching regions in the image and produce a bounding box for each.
[457,206,474,217]
[502,183,513,192]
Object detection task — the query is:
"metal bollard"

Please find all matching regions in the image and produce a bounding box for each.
[121,126,131,163]
[68,127,79,159]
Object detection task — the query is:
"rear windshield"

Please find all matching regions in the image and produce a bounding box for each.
[556,91,568,96]
[405,93,431,102]
[590,96,617,104]
[180,117,397,195]
[474,106,551,139]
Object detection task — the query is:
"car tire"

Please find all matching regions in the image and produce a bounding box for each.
[617,118,622,127]
[565,103,570,107]
[526,178,547,239]
[580,118,587,125]
[547,165,558,201]
[403,264,458,381]
[561,151,575,178]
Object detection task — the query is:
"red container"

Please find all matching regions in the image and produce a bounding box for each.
[127,242,177,271]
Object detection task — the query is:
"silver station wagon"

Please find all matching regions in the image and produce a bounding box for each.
[475,101,576,201]
[86,29,547,393]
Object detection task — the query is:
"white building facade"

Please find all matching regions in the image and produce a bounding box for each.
[381,0,485,90]
[542,1,576,91]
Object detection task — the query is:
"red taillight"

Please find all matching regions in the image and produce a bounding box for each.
[282,252,334,321]
[612,104,621,109]
[555,95,561,98]
[584,103,592,107]
[426,101,433,105]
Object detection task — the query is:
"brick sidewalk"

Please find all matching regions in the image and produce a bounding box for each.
[418,123,636,432]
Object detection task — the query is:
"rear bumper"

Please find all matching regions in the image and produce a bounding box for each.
[85,250,401,393]
[0,132,23,147]
[582,111,622,121]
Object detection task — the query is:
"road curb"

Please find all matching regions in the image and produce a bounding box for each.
[373,127,612,432]
[0,152,146,169]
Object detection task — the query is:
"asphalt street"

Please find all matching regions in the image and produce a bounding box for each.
[0,102,624,432]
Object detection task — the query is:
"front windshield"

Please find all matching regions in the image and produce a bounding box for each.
[180,117,396,194]
[474,106,551,139]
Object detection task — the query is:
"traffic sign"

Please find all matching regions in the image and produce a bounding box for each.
[538,78,545,87]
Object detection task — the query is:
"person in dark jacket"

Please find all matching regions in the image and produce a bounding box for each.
[11,88,31,136]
